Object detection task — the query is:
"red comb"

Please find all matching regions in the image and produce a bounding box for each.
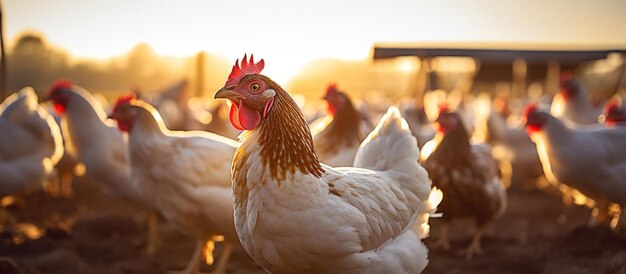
[524,103,539,119]
[438,103,451,115]
[325,83,338,96]
[112,93,137,113]
[559,71,573,86]
[49,79,73,95]
[224,54,265,87]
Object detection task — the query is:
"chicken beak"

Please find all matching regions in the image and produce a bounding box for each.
[214,87,242,101]
[107,113,116,120]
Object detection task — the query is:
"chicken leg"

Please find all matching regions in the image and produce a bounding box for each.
[144,211,161,255]
[431,222,450,250]
[211,242,233,274]
[461,225,484,260]
[169,240,204,274]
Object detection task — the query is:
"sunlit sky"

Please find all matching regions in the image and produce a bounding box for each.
[6,0,626,83]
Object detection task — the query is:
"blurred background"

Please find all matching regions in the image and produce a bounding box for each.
[2,1,626,274]
[3,0,625,102]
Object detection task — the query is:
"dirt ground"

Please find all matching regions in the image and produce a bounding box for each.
[1,177,625,274]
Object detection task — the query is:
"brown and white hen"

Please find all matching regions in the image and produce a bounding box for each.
[312,83,372,166]
[422,106,506,259]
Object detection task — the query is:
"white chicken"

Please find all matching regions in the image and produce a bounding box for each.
[401,102,436,149]
[550,72,603,125]
[0,87,63,198]
[45,81,160,254]
[484,108,544,187]
[215,55,439,274]
[524,104,626,231]
[108,95,239,274]
[46,112,80,197]
[311,83,373,166]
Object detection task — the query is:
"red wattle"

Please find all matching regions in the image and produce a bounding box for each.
[228,102,244,130]
[54,103,66,114]
[238,100,261,130]
[525,124,541,135]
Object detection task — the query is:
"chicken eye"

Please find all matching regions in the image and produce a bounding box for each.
[250,83,260,92]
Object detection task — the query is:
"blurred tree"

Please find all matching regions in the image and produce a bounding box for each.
[9,33,68,95]
[2,33,231,101]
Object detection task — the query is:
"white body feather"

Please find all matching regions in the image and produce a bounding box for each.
[59,88,144,205]
[0,88,63,197]
[550,88,602,125]
[234,107,437,274]
[127,105,239,242]
[530,113,626,205]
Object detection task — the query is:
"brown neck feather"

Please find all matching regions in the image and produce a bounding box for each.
[430,114,473,169]
[257,78,324,180]
[325,95,363,146]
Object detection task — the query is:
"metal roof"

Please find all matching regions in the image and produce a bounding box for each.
[372,46,626,65]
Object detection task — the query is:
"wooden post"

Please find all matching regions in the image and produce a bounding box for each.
[195,51,206,98]
[546,60,560,95]
[512,58,527,98]
[0,0,7,102]
[411,57,430,107]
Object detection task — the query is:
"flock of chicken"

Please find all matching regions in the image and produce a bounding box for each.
[1,54,625,274]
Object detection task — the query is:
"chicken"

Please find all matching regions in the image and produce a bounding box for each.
[524,104,626,231]
[148,79,190,130]
[187,99,242,140]
[45,80,161,254]
[601,98,626,126]
[0,87,63,222]
[46,112,80,197]
[108,95,239,274]
[484,106,543,187]
[311,83,373,166]
[214,54,438,274]
[422,106,506,259]
[401,103,436,149]
[550,72,603,125]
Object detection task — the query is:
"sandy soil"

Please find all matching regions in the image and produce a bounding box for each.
[1,178,624,274]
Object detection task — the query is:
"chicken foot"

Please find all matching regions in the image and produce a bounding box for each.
[460,225,484,260]
[144,211,161,255]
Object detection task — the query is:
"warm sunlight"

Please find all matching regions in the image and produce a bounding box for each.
[6,0,626,85]
[3,1,626,273]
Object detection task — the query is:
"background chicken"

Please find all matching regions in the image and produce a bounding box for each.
[400,99,436,149]
[46,112,81,197]
[109,95,239,274]
[550,72,604,125]
[312,83,373,166]
[524,104,626,231]
[422,106,506,259]
[215,55,438,274]
[601,98,626,126]
[188,100,242,139]
[45,81,161,254]
[0,87,63,198]
[483,101,544,187]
